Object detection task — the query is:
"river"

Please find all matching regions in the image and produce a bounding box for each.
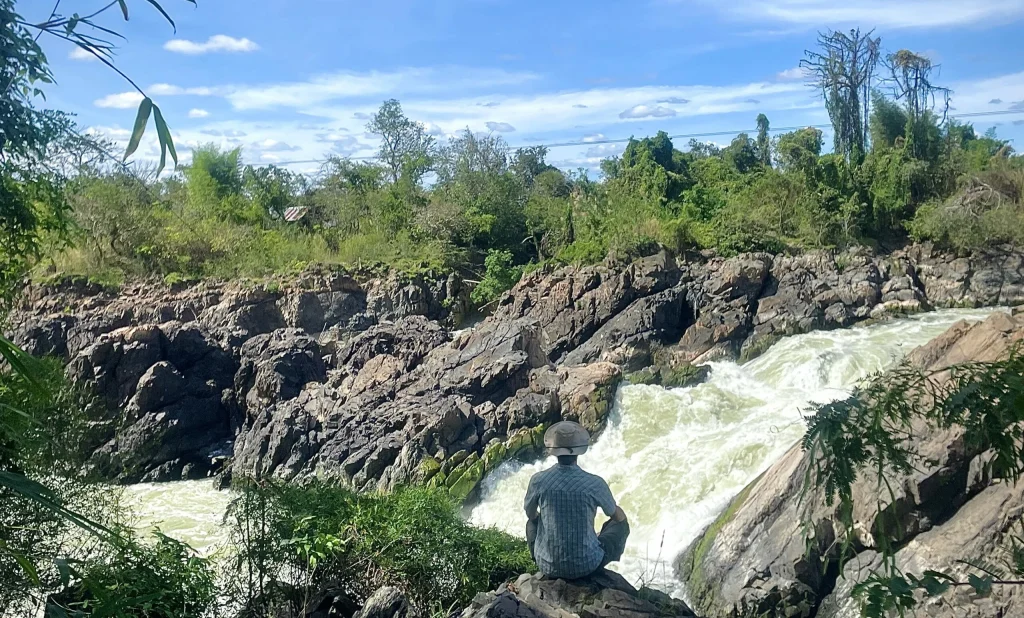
[123,308,1002,594]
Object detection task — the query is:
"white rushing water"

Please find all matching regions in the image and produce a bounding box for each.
[468,308,1003,594]
[123,480,234,557]
[123,309,1001,594]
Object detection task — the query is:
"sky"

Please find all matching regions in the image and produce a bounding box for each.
[32,0,1024,176]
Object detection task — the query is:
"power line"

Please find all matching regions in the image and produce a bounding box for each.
[268,108,1024,168]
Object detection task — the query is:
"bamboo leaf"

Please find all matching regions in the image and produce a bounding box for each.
[143,0,177,31]
[117,0,129,20]
[123,97,153,161]
[152,105,178,174]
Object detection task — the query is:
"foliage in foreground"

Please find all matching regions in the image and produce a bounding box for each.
[802,348,1024,616]
[226,480,535,617]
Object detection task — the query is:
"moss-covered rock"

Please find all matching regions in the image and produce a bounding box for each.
[660,363,711,388]
[676,479,757,617]
[624,363,711,389]
[417,456,441,484]
[625,367,660,385]
[430,425,548,504]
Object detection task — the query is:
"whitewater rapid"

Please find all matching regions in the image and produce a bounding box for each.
[123,309,1001,593]
[467,308,1003,593]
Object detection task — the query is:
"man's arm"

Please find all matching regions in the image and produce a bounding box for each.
[598,478,626,521]
[524,477,540,520]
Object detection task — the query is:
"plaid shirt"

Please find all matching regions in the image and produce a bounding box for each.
[524,463,617,579]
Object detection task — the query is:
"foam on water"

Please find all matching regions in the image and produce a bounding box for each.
[123,480,233,556]
[467,308,1003,594]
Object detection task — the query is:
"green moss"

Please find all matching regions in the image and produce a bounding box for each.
[625,367,660,385]
[445,453,483,503]
[660,363,709,388]
[417,456,441,483]
[739,334,781,364]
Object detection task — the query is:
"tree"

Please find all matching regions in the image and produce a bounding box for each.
[756,114,772,168]
[367,99,434,185]
[802,29,881,162]
[243,165,305,220]
[776,127,823,175]
[511,146,557,187]
[869,91,908,150]
[723,133,759,174]
[884,50,951,159]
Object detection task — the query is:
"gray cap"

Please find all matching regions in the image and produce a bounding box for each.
[544,421,591,456]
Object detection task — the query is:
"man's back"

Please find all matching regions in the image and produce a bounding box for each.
[524,463,617,579]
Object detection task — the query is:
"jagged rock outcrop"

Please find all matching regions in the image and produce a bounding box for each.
[460,569,696,618]
[676,310,1024,618]
[67,321,238,482]
[7,245,1024,488]
[491,251,684,362]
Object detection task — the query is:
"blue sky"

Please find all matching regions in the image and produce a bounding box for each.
[32,0,1024,175]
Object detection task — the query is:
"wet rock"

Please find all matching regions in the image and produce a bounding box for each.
[354,586,419,618]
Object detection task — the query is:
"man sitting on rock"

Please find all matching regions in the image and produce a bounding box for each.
[524,421,630,580]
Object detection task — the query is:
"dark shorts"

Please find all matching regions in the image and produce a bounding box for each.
[597,517,630,567]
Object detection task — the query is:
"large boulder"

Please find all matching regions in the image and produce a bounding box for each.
[354,586,419,618]
[676,311,1024,618]
[235,328,328,415]
[562,286,690,370]
[492,251,682,361]
[69,321,237,482]
[460,570,696,618]
[199,287,286,345]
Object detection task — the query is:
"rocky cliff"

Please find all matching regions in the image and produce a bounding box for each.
[7,244,1024,496]
[676,308,1024,618]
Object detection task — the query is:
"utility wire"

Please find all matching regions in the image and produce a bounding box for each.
[265,108,1024,168]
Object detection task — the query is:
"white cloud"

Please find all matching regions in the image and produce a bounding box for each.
[69,47,96,61]
[619,104,677,119]
[776,67,808,81]
[582,133,606,142]
[303,79,811,139]
[149,83,219,96]
[584,143,625,158]
[252,139,301,152]
[485,121,516,132]
[702,0,1024,29]
[188,108,210,118]
[421,121,446,136]
[164,35,259,55]
[94,92,144,109]
[224,67,538,110]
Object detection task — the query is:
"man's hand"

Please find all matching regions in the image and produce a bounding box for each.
[612,505,627,522]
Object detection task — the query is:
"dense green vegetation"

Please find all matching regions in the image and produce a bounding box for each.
[47,103,1024,294]
[21,36,1020,299]
[227,481,534,617]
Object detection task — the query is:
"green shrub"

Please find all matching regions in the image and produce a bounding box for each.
[228,481,534,615]
[48,532,217,618]
[471,249,524,306]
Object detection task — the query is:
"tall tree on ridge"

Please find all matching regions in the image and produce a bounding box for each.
[802,29,881,161]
